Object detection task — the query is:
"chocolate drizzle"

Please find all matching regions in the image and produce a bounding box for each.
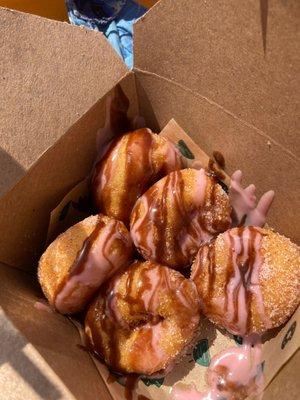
[207,243,216,301]
[72,218,107,276]
[208,158,226,181]
[213,151,225,169]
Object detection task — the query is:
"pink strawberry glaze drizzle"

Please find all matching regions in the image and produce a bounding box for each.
[170,335,264,400]
[229,170,274,227]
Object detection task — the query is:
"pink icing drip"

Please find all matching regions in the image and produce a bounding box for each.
[229,170,274,227]
[131,194,157,259]
[194,168,208,208]
[208,335,263,391]
[146,322,166,366]
[170,335,264,400]
[55,220,132,313]
[142,268,161,312]
[179,168,212,255]
[163,140,177,171]
[173,168,212,256]
[162,139,185,172]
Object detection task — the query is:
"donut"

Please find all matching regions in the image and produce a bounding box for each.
[191,226,300,335]
[91,128,185,225]
[130,168,232,269]
[85,260,200,375]
[38,214,133,314]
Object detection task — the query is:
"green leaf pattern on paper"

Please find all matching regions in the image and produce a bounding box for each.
[281,321,296,350]
[193,339,211,367]
[177,139,195,159]
[233,335,243,346]
[142,377,164,387]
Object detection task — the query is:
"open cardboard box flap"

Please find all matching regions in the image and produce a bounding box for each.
[135,0,299,153]
[0,1,299,399]
[0,7,128,197]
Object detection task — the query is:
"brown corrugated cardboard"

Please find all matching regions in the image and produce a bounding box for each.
[0,7,128,197]
[0,1,299,399]
[0,71,137,271]
[0,261,112,400]
[135,0,300,153]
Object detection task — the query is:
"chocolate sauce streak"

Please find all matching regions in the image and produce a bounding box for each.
[53,216,106,303]
[208,158,226,182]
[213,151,225,169]
[72,218,108,276]
[207,243,216,301]
[124,374,139,400]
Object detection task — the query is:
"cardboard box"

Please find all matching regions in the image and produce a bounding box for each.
[0,1,299,399]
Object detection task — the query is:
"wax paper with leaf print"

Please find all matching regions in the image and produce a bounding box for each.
[47,119,300,400]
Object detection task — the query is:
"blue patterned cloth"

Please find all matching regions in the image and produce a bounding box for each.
[66,0,147,68]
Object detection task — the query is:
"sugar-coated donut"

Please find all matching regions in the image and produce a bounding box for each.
[38,214,133,314]
[91,128,185,225]
[130,168,231,269]
[85,260,200,375]
[191,226,300,335]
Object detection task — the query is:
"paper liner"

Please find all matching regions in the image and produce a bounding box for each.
[46,178,92,245]
[47,119,300,400]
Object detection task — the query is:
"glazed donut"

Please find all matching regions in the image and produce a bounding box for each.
[91,128,185,225]
[130,168,231,269]
[191,226,300,336]
[38,214,133,314]
[85,260,200,375]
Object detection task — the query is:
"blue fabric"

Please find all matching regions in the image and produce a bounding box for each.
[66,0,147,68]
